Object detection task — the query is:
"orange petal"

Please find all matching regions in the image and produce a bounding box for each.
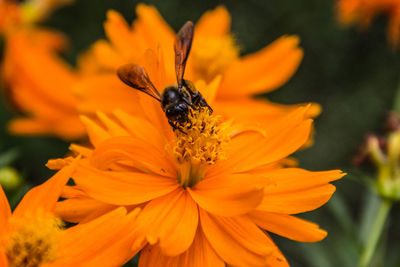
[0,251,8,267]
[258,184,337,214]
[195,6,231,37]
[6,31,77,108]
[219,35,303,96]
[81,211,144,267]
[135,4,175,45]
[96,111,130,136]
[188,174,263,217]
[55,207,142,266]
[69,144,92,158]
[139,229,224,267]
[72,163,178,206]
[388,11,400,48]
[113,109,168,149]
[134,4,175,80]
[197,75,222,106]
[8,119,53,136]
[135,189,198,256]
[55,197,116,223]
[91,136,176,177]
[214,97,321,124]
[13,158,78,217]
[104,10,138,60]
[74,74,144,116]
[264,236,289,267]
[199,210,273,266]
[80,116,112,147]
[0,186,11,233]
[213,107,312,174]
[60,185,87,198]
[249,210,327,242]
[84,39,125,71]
[250,168,345,194]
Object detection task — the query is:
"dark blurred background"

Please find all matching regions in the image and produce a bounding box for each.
[1,0,400,266]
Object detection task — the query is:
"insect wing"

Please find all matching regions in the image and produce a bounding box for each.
[174,21,194,88]
[117,64,161,101]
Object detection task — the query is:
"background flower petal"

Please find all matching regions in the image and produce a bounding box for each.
[195,5,231,37]
[218,35,303,96]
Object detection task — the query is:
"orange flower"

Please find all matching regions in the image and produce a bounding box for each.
[0,0,72,30]
[53,60,344,266]
[1,0,85,140]
[337,0,400,47]
[76,5,320,131]
[0,159,141,266]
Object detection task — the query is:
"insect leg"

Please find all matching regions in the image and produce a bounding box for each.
[198,97,213,113]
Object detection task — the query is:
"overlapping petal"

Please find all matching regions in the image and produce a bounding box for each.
[71,162,178,206]
[210,107,312,175]
[199,210,274,267]
[188,174,264,217]
[55,197,117,223]
[54,207,142,266]
[139,229,224,267]
[134,189,198,256]
[90,136,176,176]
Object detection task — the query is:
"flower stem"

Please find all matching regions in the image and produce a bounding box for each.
[359,199,392,267]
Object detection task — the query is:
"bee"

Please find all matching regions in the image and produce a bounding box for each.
[117,21,212,132]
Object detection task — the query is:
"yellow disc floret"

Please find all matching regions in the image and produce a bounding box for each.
[6,211,63,267]
[171,108,231,187]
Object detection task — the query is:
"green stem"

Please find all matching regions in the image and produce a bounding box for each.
[359,199,392,267]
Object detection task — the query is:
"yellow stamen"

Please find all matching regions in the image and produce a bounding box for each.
[170,108,231,187]
[6,211,63,267]
[191,35,239,82]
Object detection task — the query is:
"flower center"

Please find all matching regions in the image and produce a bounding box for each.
[191,35,239,82]
[5,212,63,267]
[171,108,230,188]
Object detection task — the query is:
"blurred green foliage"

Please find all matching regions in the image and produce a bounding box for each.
[0,0,400,266]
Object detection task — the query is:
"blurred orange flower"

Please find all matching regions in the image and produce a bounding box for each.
[76,5,320,130]
[337,0,400,47]
[0,159,141,266]
[52,65,344,266]
[0,0,85,140]
[2,4,320,140]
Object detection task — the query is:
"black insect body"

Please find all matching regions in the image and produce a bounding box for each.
[117,21,212,132]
